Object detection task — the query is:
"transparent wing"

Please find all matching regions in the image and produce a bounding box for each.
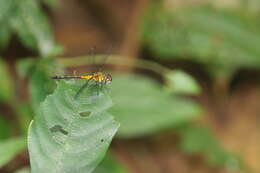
[98,45,116,72]
[89,46,98,74]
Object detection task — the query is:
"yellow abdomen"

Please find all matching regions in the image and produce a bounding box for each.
[80,73,105,82]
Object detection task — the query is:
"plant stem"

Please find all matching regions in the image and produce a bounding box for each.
[57,55,172,77]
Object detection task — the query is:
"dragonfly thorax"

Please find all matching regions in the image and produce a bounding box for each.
[94,72,112,84]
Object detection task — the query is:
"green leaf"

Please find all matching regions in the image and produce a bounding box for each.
[0,116,11,140]
[0,0,15,21]
[10,13,37,50]
[93,152,129,173]
[0,137,27,168]
[110,74,202,138]
[28,59,61,111]
[28,80,119,173]
[11,0,61,57]
[0,59,14,102]
[29,66,55,110]
[16,58,36,78]
[16,58,63,112]
[142,3,260,78]
[15,103,34,135]
[178,125,242,170]
[165,70,201,95]
[0,24,11,49]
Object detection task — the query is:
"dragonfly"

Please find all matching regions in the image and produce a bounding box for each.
[51,47,113,99]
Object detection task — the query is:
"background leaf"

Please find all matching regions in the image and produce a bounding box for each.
[178,124,242,170]
[26,58,61,111]
[109,74,202,138]
[0,0,61,56]
[15,103,34,135]
[142,3,260,78]
[0,116,11,140]
[0,24,11,49]
[0,59,14,102]
[16,58,36,78]
[13,0,60,57]
[28,80,119,173]
[93,152,129,173]
[29,67,55,111]
[0,0,15,21]
[0,137,27,168]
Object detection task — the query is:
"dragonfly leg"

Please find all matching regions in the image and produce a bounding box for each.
[101,80,106,91]
[94,81,100,97]
[74,77,93,99]
[97,80,105,96]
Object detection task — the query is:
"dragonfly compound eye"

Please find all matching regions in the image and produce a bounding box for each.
[105,74,112,83]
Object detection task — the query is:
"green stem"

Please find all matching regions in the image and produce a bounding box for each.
[57,55,171,77]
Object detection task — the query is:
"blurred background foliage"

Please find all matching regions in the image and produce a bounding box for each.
[142,1,260,82]
[0,0,260,173]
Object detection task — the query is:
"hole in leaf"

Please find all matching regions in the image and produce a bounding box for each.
[80,111,91,117]
[50,125,68,135]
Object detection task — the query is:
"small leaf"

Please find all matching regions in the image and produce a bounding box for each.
[165,70,201,95]
[0,59,14,102]
[0,137,27,168]
[28,80,119,173]
[93,152,129,173]
[110,74,202,137]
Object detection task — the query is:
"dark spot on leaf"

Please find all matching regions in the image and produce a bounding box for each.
[80,111,91,117]
[50,125,68,135]
[101,139,104,142]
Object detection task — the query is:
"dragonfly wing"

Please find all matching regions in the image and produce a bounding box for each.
[99,45,116,71]
[88,46,98,74]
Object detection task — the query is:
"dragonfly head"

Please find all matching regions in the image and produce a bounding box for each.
[105,74,112,84]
